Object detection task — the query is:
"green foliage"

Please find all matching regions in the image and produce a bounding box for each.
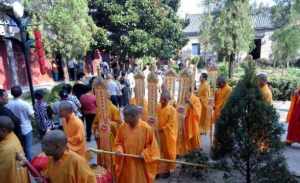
[24,0,97,59]
[200,0,254,78]
[47,83,65,103]
[269,78,300,101]
[272,0,300,67]
[179,150,209,179]
[213,60,294,183]
[89,0,187,60]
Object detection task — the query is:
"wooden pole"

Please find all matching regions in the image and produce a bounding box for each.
[89,148,207,168]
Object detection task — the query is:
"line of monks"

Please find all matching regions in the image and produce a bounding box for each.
[2,70,300,183]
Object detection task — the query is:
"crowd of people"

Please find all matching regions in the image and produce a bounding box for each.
[0,63,299,183]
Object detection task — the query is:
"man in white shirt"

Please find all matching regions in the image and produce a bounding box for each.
[68,58,77,81]
[6,86,34,160]
[106,74,121,107]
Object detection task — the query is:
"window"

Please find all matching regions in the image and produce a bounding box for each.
[192,43,200,56]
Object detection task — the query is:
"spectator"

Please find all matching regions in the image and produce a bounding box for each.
[106,74,121,107]
[80,86,96,142]
[52,61,59,81]
[6,86,34,160]
[72,73,89,100]
[34,90,53,138]
[119,72,130,107]
[0,89,23,143]
[62,84,82,118]
[68,58,76,81]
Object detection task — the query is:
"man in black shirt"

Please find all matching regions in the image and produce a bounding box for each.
[0,89,23,143]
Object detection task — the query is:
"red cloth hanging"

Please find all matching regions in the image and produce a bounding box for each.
[34,30,47,74]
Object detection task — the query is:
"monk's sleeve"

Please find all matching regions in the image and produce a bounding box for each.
[189,96,201,121]
[287,96,297,123]
[68,122,84,145]
[142,127,160,183]
[75,158,97,183]
[224,88,232,102]
[160,108,178,137]
[161,108,178,158]
[114,128,124,177]
[111,106,122,124]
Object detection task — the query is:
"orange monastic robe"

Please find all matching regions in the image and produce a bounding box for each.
[114,121,160,183]
[260,84,273,104]
[44,150,96,183]
[287,94,300,143]
[157,104,178,173]
[184,94,202,152]
[287,94,299,123]
[93,101,122,169]
[213,84,232,123]
[0,133,30,183]
[197,80,211,133]
[63,113,87,157]
[130,98,149,121]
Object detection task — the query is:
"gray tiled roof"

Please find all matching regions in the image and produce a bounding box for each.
[184,8,274,36]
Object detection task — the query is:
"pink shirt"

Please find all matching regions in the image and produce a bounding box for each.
[80,94,97,114]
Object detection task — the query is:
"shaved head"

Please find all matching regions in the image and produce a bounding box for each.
[59,101,74,118]
[161,90,171,100]
[160,90,171,107]
[59,101,73,112]
[217,76,227,88]
[257,73,268,82]
[42,130,67,160]
[0,116,14,131]
[123,105,140,128]
[42,130,67,146]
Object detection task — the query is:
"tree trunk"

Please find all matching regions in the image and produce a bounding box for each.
[228,53,235,79]
[286,60,290,68]
[4,39,19,86]
[246,159,251,183]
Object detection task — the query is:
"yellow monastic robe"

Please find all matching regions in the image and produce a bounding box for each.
[184,94,202,152]
[213,84,232,123]
[114,120,160,183]
[93,101,122,169]
[260,84,273,104]
[0,133,29,183]
[44,150,96,183]
[197,80,211,133]
[157,104,178,173]
[63,113,86,158]
[130,97,149,121]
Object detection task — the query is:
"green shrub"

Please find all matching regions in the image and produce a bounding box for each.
[269,78,299,101]
[46,83,65,103]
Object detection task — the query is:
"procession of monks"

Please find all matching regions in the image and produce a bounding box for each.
[2,67,300,183]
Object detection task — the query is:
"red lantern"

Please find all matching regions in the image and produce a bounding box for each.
[34,30,47,74]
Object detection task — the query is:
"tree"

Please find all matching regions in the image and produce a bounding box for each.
[272,0,300,67]
[211,0,254,78]
[89,0,187,61]
[24,0,97,59]
[212,59,296,183]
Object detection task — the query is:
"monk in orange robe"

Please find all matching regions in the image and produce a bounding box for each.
[60,101,86,158]
[114,105,160,183]
[93,100,122,169]
[197,73,211,134]
[156,91,178,177]
[42,130,96,183]
[257,73,273,104]
[178,90,202,154]
[130,97,148,121]
[0,116,30,183]
[286,89,300,145]
[213,76,232,123]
